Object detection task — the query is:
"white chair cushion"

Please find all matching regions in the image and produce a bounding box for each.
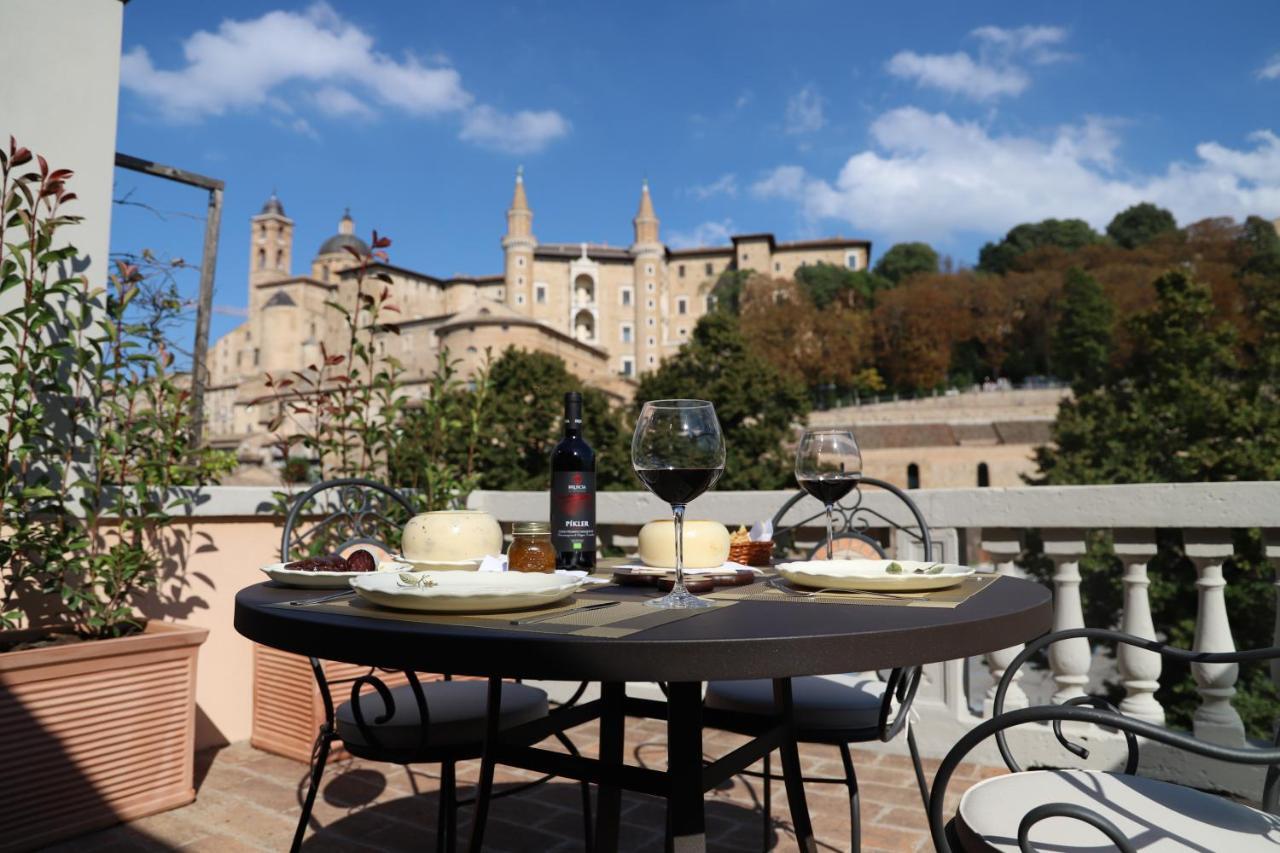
[336,680,548,752]
[704,673,885,731]
[957,769,1280,852]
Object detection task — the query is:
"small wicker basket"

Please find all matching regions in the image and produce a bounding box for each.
[728,539,774,567]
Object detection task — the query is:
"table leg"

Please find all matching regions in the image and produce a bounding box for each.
[774,678,817,853]
[467,676,503,853]
[666,681,705,853]
[595,682,625,852]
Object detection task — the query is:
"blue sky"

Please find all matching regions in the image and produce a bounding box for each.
[110,1,1280,353]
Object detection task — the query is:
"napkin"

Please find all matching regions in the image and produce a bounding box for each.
[748,519,774,542]
[478,555,508,573]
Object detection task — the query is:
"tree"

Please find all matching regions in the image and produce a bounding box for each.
[739,276,882,394]
[873,242,939,284]
[794,262,892,308]
[635,312,809,490]
[707,269,750,314]
[1051,268,1113,391]
[978,218,1103,274]
[1106,202,1177,249]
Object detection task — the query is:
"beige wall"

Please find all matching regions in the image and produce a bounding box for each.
[0,0,123,307]
[861,444,1038,490]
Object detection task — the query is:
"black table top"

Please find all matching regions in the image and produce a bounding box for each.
[235,577,1051,683]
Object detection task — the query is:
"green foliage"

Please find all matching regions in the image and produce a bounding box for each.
[1051,268,1113,392]
[978,218,1103,274]
[0,140,233,640]
[873,242,939,284]
[708,269,750,314]
[1106,203,1178,249]
[635,312,809,489]
[795,262,893,308]
[1034,268,1280,737]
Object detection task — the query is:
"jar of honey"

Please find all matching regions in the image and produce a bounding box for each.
[507,521,556,573]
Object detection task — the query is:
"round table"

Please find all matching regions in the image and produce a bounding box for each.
[236,577,1051,851]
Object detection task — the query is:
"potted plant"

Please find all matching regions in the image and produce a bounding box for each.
[0,139,232,849]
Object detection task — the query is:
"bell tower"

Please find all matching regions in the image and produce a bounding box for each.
[249,191,293,298]
[502,166,536,309]
[630,179,665,373]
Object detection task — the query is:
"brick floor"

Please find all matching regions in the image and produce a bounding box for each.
[43,718,1002,852]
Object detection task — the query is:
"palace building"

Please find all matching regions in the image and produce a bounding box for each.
[204,172,871,465]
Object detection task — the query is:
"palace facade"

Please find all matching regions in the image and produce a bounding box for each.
[204,173,871,465]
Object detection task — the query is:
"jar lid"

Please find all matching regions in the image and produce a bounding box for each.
[512,521,550,535]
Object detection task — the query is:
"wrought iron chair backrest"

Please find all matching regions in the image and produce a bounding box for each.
[279,478,425,752]
[281,477,416,562]
[770,475,933,562]
[771,475,933,744]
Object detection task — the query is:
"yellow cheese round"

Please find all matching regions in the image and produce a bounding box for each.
[637,519,730,568]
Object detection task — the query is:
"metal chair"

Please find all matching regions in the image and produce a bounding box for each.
[279,478,592,852]
[929,627,1280,852]
[702,476,933,851]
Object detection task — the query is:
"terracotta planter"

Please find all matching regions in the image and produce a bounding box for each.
[0,621,208,852]
[252,645,420,763]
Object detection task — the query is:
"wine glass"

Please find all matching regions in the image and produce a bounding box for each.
[632,400,726,609]
[795,428,862,560]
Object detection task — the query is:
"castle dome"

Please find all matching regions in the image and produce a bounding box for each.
[317,208,369,257]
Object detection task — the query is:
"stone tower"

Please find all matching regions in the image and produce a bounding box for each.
[502,166,535,309]
[631,180,664,372]
[249,192,292,291]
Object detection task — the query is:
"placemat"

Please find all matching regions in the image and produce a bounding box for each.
[705,574,999,608]
[271,594,735,638]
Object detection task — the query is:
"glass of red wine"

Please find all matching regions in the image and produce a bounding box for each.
[795,428,862,560]
[632,400,726,609]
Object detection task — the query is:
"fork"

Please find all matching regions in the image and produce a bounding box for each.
[288,589,356,606]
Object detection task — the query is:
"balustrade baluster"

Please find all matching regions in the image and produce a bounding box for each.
[983,560,1028,716]
[1191,560,1245,745]
[1049,559,1090,705]
[1117,561,1165,724]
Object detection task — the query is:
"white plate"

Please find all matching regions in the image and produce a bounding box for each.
[776,559,974,592]
[261,561,398,589]
[385,556,485,572]
[349,570,585,613]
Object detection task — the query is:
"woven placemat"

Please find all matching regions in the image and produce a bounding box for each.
[705,574,998,608]
[272,594,735,638]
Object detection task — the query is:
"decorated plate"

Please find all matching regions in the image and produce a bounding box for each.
[349,570,585,613]
[776,559,974,592]
[260,561,397,589]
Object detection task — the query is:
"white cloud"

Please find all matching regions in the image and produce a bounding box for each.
[886,51,1029,100]
[1259,54,1280,80]
[458,106,570,154]
[751,107,1280,242]
[668,219,735,249]
[785,86,826,135]
[120,2,567,151]
[886,24,1069,101]
[688,174,738,200]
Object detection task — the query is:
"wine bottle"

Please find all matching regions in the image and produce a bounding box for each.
[550,391,596,569]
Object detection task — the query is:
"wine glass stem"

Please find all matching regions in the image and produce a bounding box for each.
[824,503,835,560]
[672,503,687,594]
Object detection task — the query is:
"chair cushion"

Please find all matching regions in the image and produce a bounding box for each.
[956,769,1280,852]
[704,673,885,731]
[336,680,548,753]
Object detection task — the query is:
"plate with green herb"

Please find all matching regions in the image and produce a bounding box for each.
[776,559,974,592]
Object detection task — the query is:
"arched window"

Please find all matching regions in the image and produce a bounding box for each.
[274,250,283,269]
[574,274,595,305]
[573,309,595,342]
[907,463,920,490]
[977,462,990,488]
[257,248,266,269]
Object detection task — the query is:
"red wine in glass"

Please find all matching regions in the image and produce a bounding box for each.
[797,474,859,506]
[635,467,721,506]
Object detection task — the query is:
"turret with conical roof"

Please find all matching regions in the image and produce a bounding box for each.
[632,178,661,250]
[249,190,293,291]
[630,179,665,375]
[502,166,536,309]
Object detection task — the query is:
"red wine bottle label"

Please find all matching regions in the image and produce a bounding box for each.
[551,470,596,554]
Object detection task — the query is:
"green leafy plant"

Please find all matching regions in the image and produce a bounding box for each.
[0,138,233,640]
